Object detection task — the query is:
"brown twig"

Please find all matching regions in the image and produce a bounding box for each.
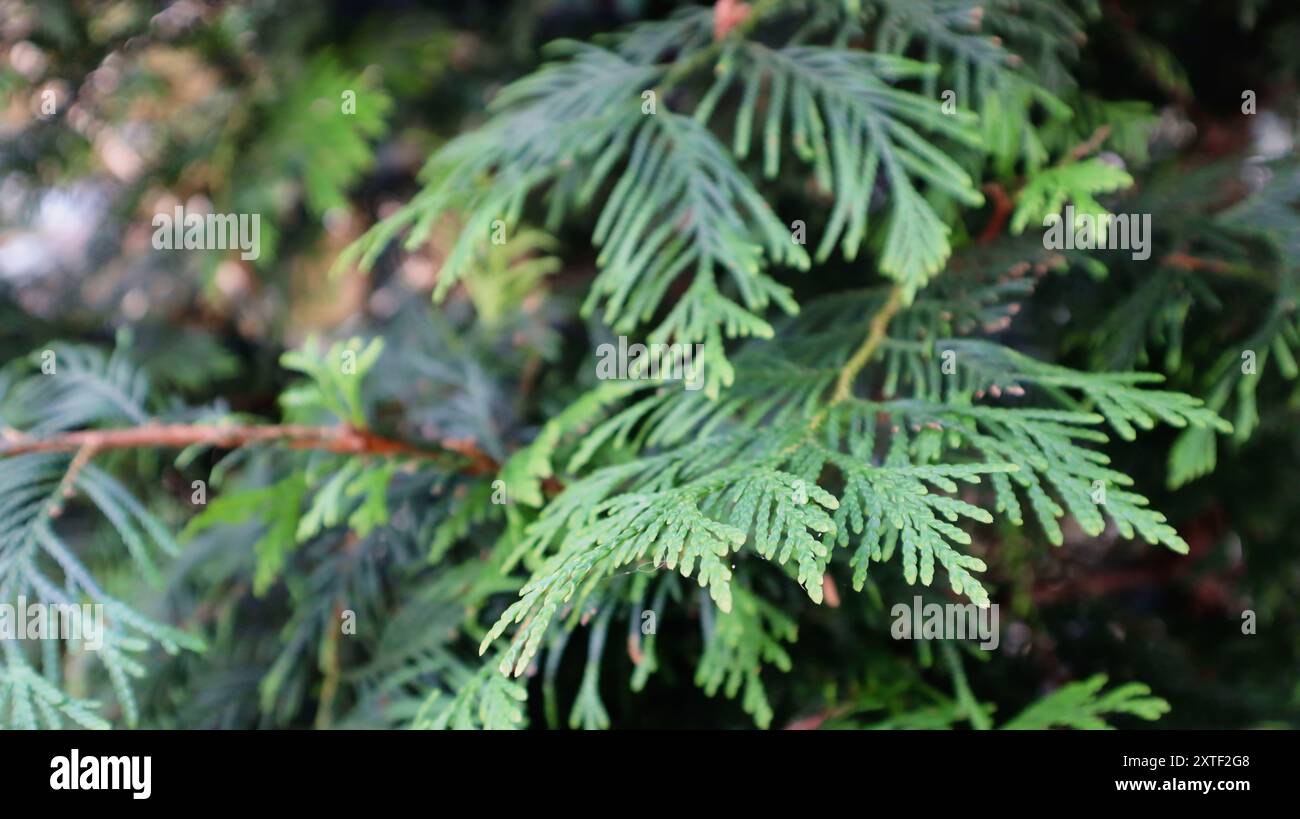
[1162,252,1223,273]
[784,704,851,730]
[49,443,98,517]
[978,182,1013,245]
[0,423,500,475]
[976,125,1111,247]
[1067,125,1111,161]
[713,0,752,40]
[315,598,345,730]
[831,286,907,404]
[1162,251,1252,277]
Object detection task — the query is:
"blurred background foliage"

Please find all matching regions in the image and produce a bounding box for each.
[1,0,1298,729]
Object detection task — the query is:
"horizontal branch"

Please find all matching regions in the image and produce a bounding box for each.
[1161,251,1258,278]
[0,423,500,475]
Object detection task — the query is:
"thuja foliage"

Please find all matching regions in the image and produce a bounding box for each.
[2,0,1298,729]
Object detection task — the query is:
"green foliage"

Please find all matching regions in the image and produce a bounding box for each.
[4,342,150,433]
[414,664,528,730]
[702,43,982,292]
[184,473,308,596]
[461,229,563,326]
[4,0,1297,733]
[478,274,1228,686]
[1011,158,1135,238]
[280,336,385,427]
[694,586,797,728]
[844,671,1170,729]
[0,346,205,728]
[340,42,660,290]
[247,55,392,218]
[1002,674,1171,729]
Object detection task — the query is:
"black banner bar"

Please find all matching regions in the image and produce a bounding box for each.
[2,729,1285,807]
